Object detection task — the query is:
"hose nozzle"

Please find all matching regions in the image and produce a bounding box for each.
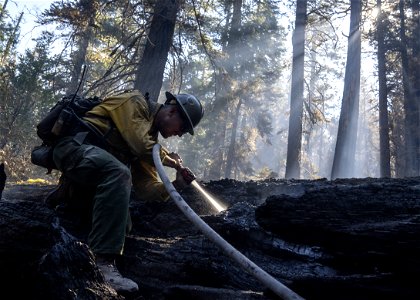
[180,167,196,184]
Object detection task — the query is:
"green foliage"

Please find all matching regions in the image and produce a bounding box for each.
[2,0,289,181]
[254,166,278,180]
[0,6,57,180]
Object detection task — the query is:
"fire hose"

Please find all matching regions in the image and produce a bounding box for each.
[152,144,305,300]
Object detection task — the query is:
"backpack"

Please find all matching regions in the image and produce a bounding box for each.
[31,94,103,173]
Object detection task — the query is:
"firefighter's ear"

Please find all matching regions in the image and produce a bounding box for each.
[168,105,178,115]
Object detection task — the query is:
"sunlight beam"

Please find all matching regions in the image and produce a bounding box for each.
[191,181,226,213]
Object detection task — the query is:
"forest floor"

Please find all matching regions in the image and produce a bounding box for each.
[1,176,420,299]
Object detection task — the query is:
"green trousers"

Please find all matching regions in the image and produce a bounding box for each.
[53,136,131,255]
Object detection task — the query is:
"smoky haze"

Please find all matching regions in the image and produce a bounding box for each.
[3,1,415,182]
[163,1,380,181]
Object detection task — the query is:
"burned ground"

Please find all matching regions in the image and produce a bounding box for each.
[1,177,420,299]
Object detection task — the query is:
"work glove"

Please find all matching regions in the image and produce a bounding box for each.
[164,152,183,170]
[173,168,189,191]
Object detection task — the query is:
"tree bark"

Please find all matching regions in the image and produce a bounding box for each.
[220,0,242,178]
[399,0,418,177]
[206,0,236,180]
[207,105,227,180]
[225,98,242,178]
[331,0,361,179]
[376,0,391,177]
[285,0,307,179]
[134,0,180,102]
[67,0,98,95]
[411,0,420,176]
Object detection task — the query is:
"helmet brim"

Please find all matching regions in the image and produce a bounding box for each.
[165,91,194,135]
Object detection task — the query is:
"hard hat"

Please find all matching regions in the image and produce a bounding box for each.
[165,91,204,135]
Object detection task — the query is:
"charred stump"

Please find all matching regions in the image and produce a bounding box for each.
[0,185,121,299]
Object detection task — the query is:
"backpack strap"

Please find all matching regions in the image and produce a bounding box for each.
[73,131,89,145]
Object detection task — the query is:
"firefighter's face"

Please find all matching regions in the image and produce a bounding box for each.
[157,106,187,138]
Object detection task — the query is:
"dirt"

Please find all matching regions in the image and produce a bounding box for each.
[1,176,420,299]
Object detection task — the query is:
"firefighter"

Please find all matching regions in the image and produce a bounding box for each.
[52,90,203,292]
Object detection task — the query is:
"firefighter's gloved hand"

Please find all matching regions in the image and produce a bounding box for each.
[167,152,183,169]
[173,168,189,191]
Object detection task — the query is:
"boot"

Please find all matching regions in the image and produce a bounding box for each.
[96,256,139,293]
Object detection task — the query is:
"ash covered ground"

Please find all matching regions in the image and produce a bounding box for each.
[1,177,420,299]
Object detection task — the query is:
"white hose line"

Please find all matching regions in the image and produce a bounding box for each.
[153,144,305,300]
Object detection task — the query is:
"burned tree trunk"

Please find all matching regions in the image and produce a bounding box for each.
[331,0,362,179]
[1,177,420,299]
[285,0,307,179]
[134,0,180,102]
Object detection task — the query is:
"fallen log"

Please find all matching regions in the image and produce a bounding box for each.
[254,177,420,299]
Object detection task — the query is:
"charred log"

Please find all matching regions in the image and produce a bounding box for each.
[254,177,420,299]
[0,185,121,299]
